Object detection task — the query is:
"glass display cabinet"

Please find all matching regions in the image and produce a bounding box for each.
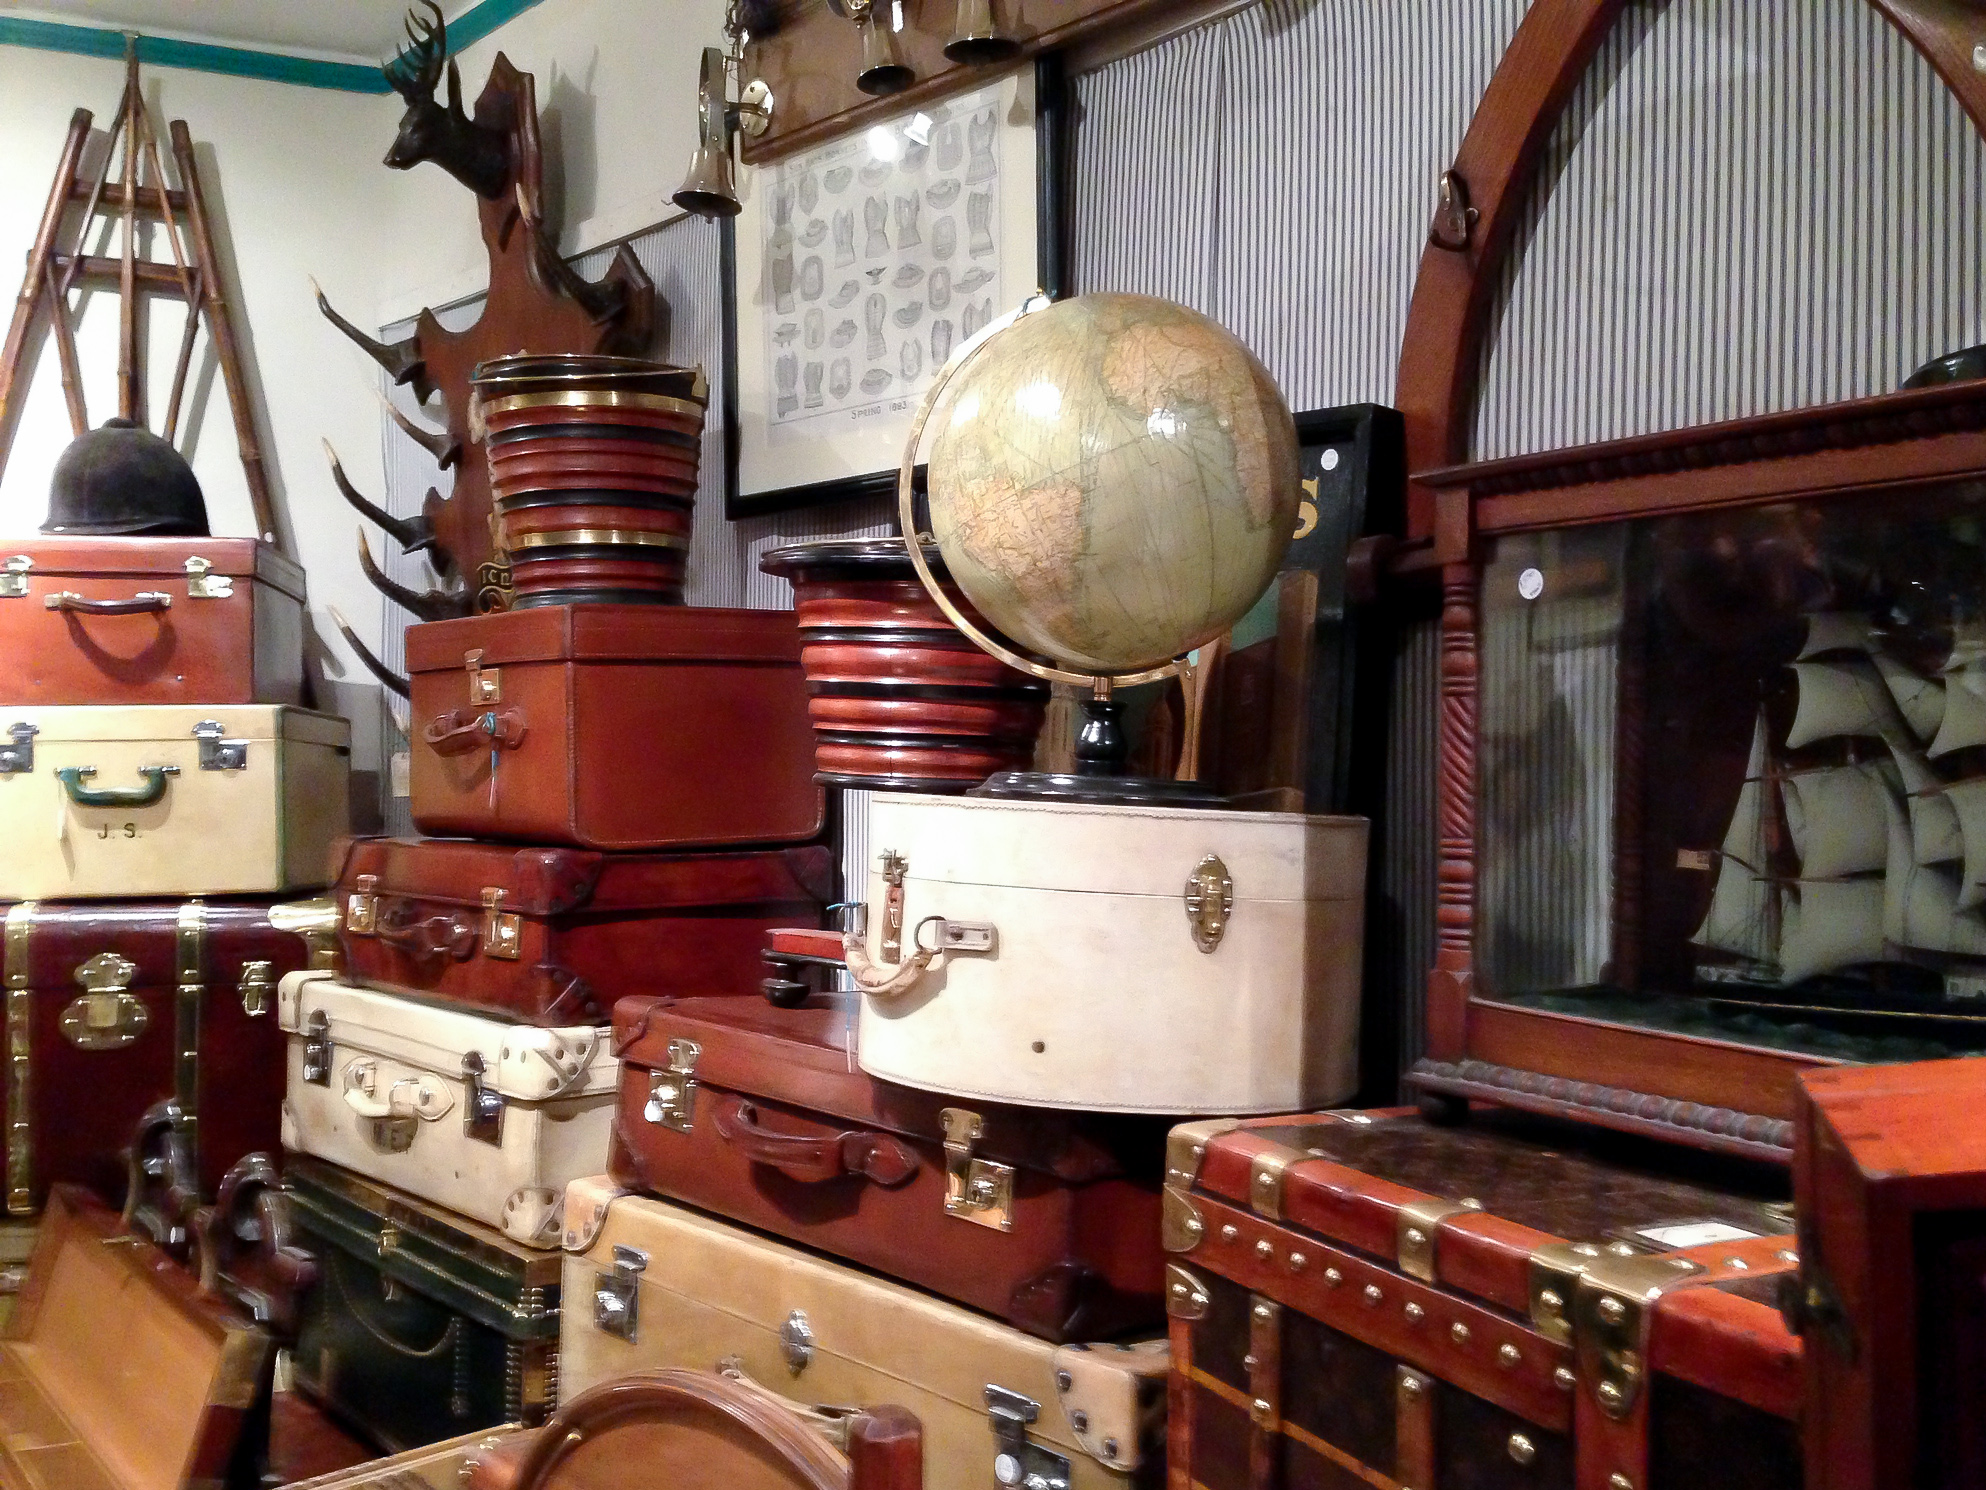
[1407,380,1986,1159]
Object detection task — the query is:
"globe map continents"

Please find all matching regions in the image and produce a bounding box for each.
[924,293,1300,677]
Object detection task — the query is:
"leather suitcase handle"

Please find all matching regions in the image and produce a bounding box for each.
[375,901,479,962]
[710,1095,918,1187]
[422,707,527,755]
[42,590,172,615]
[56,764,178,809]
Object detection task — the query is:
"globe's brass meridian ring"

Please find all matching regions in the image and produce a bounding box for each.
[895,295,1187,694]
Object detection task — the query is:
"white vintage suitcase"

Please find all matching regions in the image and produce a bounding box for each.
[559,1176,1166,1490]
[279,971,614,1246]
[848,793,1366,1113]
[0,704,348,898]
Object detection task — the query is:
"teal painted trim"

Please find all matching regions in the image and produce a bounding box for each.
[0,0,548,95]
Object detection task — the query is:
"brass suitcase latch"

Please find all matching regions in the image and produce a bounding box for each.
[481,888,521,960]
[465,647,501,703]
[193,720,248,771]
[301,1009,333,1085]
[1183,854,1233,953]
[59,952,148,1051]
[985,1387,1070,1490]
[237,960,273,1017]
[644,1039,701,1133]
[184,556,232,598]
[941,1108,1013,1232]
[0,556,30,599]
[0,724,36,775]
[594,1244,647,1341]
[346,875,379,937]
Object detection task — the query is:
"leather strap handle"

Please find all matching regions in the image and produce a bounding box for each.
[375,901,478,962]
[43,590,172,615]
[422,706,527,756]
[56,764,177,809]
[710,1094,918,1187]
[842,929,935,1001]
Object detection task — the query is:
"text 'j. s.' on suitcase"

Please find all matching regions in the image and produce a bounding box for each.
[560,1176,1167,1490]
[0,897,312,1213]
[0,536,305,705]
[848,792,1367,1113]
[0,704,350,899]
[333,835,835,1024]
[405,604,824,849]
[1166,1109,1805,1490]
[609,992,1170,1343]
[279,971,615,1246]
[0,1182,273,1490]
[286,1154,562,1451]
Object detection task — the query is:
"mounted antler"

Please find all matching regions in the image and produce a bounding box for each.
[358,529,471,622]
[325,440,439,559]
[384,1,511,199]
[378,389,461,468]
[327,604,411,699]
[312,277,433,402]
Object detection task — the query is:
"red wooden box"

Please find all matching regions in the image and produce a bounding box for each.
[1169,1109,1804,1490]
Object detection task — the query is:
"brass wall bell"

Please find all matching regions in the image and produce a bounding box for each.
[831,0,915,97]
[944,0,1020,64]
[672,29,774,220]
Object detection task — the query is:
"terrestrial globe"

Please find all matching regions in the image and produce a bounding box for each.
[899,292,1299,800]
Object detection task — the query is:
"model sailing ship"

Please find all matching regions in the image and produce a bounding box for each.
[1694,612,1986,1002]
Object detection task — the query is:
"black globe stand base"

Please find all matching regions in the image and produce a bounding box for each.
[970,693,1227,808]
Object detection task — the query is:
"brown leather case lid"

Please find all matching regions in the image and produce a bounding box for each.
[404,604,804,671]
[6,535,303,594]
[615,994,1168,1183]
[1,1184,269,1490]
[335,838,837,917]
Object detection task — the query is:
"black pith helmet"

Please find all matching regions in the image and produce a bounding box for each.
[43,418,210,537]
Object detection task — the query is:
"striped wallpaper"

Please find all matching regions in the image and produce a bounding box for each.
[368,0,1986,1067]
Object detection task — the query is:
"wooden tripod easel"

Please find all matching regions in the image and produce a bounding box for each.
[0,44,278,545]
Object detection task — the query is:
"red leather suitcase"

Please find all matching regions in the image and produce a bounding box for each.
[0,536,305,704]
[1168,1109,1804,1490]
[335,837,836,1024]
[0,896,319,1213]
[405,605,824,849]
[608,992,1171,1343]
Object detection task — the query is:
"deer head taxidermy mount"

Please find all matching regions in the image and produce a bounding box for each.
[383,0,511,198]
[316,4,658,678]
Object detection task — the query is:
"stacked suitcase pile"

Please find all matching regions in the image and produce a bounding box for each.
[278,358,851,1453]
[0,528,349,1297]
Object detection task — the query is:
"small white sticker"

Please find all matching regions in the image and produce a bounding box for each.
[1321,448,1340,471]
[1634,1220,1761,1249]
[389,751,411,799]
[1517,566,1545,601]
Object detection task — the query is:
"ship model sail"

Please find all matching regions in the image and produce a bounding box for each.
[1692,614,1986,998]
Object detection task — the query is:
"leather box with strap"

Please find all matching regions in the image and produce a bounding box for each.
[1168,1110,1804,1490]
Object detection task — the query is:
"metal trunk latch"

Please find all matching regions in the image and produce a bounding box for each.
[644,1039,701,1133]
[0,724,36,775]
[985,1387,1070,1490]
[59,952,148,1050]
[941,1108,1014,1232]
[461,1051,506,1144]
[346,875,379,937]
[1183,854,1234,953]
[237,960,273,1016]
[779,1309,816,1374]
[0,556,30,599]
[301,1009,333,1085]
[184,556,233,598]
[879,850,907,965]
[465,648,501,704]
[193,721,248,771]
[594,1244,647,1340]
[481,888,521,960]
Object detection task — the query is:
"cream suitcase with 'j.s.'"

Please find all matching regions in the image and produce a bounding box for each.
[279,970,614,1246]
[0,703,349,898]
[847,792,1367,1113]
[559,1176,1167,1490]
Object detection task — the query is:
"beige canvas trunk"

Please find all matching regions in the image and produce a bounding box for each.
[280,972,616,1246]
[0,704,349,898]
[559,1176,1167,1490]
